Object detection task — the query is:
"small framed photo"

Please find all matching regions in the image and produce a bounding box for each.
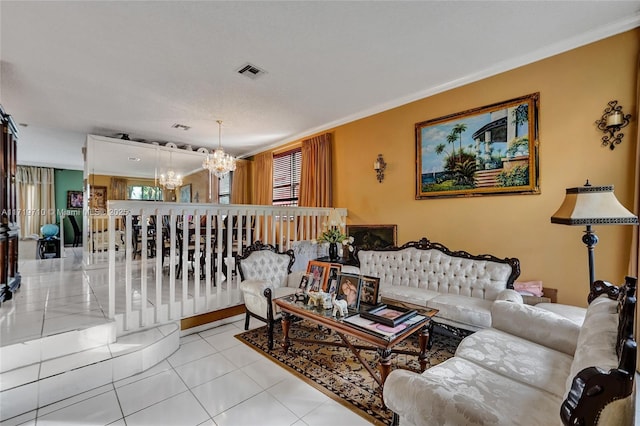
[306,261,330,292]
[337,273,361,310]
[358,275,380,307]
[325,264,342,294]
[298,274,311,292]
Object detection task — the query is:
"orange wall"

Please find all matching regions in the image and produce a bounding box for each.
[267,30,639,306]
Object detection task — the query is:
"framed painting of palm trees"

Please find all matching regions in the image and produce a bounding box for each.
[416,93,540,199]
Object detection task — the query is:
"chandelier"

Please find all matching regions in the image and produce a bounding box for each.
[159,151,183,190]
[202,120,236,178]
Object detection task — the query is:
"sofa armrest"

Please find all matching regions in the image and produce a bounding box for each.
[239,279,275,297]
[495,288,523,303]
[383,369,434,426]
[491,300,580,355]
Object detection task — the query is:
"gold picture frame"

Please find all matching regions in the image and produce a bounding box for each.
[416,93,540,199]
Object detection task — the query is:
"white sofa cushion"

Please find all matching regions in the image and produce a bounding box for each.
[565,295,619,396]
[491,301,581,356]
[380,285,440,307]
[384,357,560,426]
[535,302,586,326]
[456,328,573,398]
[427,294,493,329]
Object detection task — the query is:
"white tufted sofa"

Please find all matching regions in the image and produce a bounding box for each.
[357,238,522,341]
[383,277,637,426]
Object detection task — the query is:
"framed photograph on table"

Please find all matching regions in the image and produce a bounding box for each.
[325,264,342,294]
[358,275,380,307]
[306,261,330,292]
[337,273,361,310]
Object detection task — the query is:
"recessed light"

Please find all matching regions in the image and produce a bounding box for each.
[128,157,141,162]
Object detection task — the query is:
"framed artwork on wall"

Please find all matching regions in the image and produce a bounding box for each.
[89,186,107,213]
[416,92,540,199]
[67,191,83,209]
[179,184,191,203]
[345,224,397,250]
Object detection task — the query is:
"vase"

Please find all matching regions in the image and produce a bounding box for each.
[328,242,338,261]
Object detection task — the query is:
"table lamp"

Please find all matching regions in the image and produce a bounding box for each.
[550,181,638,287]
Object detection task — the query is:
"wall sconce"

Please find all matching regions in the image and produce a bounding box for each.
[374,154,386,183]
[595,100,632,150]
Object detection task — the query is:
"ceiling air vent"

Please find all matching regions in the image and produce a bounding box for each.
[172,123,191,131]
[237,63,267,79]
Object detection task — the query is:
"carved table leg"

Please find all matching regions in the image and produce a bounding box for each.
[377,348,393,386]
[281,312,291,354]
[419,324,429,372]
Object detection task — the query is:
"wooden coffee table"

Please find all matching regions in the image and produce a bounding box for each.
[274,294,438,390]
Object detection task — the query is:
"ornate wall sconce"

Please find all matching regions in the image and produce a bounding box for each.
[374,154,386,183]
[595,100,632,150]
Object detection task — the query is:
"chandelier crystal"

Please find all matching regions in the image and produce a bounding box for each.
[203,120,236,178]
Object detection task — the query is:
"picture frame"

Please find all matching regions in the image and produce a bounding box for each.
[179,184,191,203]
[298,274,311,292]
[306,261,330,292]
[360,304,417,327]
[345,225,397,250]
[67,190,83,209]
[416,92,540,199]
[358,275,380,307]
[337,273,361,310]
[89,186,107,213]
[325,264,342,294]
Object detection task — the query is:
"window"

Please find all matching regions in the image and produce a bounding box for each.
[218,173,231,204]
[128,185,163,201]
[273,148,301,206]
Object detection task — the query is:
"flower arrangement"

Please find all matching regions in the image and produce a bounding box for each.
[314,210,355,252]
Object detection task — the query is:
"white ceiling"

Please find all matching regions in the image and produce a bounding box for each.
[2,1,640,175]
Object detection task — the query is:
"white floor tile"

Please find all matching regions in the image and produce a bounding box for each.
[197,323,239,338]
[35,390,122,426]
[302,399,372,426]
[220,343,265,369]
[174,353,237,388]
[213,391,298,426]
[125,391,210,426]
[268,377,330,418]
[202,329,241,352]
[113,360,171,389]
[115,369,188,416]
[0,410,36,426]
[240,358,292,389]
[166,339,217,368]
[191,370,262,417]
[36,384,113,417]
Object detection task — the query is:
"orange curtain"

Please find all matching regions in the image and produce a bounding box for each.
[231,159,251,204]
[299,133,332,207]
[252,152,273,205]
[109,177,128,200]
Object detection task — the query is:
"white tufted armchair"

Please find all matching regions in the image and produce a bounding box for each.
[236,242,304,350]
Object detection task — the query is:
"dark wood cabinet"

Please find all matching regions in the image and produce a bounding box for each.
[0,104,21,305]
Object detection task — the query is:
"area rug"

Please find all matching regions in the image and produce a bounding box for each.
[236,320,461,425]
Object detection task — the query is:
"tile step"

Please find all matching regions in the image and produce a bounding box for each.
[0,322,180,422]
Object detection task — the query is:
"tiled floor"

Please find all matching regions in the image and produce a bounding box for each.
[1,243,374,425]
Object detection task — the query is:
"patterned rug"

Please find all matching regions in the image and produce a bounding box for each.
[235,320,461,425]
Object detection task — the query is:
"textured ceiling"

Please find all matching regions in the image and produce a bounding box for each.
[2,1,639,174]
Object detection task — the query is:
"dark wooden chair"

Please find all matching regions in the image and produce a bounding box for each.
[68,215,82,247]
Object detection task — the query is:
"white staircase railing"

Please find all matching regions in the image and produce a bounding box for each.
[94,201,345,334]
